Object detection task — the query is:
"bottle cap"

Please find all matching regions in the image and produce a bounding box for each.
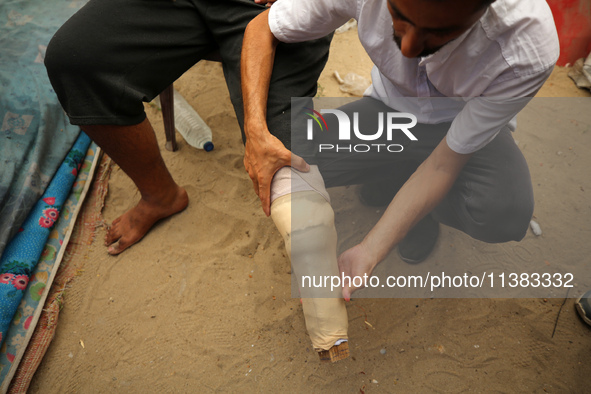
[203,141,214,152]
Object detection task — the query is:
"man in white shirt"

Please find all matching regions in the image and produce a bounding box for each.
[241,0,559,298]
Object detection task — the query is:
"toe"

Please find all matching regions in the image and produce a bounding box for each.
[107,243,123,255]
[107,234,134,255]
[105,223,121,246]
[107,238,131,256]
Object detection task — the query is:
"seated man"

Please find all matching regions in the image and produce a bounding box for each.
[241,0,559,298]
[45,0,348,360]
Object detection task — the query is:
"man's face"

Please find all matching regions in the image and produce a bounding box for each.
[387,0,488,58]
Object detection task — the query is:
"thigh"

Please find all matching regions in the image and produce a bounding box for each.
[48,0,218,122]
[201,1,333,154]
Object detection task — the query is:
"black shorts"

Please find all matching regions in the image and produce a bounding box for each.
[44,0,332,155]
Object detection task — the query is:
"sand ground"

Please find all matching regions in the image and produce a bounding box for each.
[29,26,591,393]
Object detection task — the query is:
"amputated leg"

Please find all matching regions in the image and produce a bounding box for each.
[270,169,349,361]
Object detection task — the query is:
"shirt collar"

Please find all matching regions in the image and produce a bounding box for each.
[418,9,487,67]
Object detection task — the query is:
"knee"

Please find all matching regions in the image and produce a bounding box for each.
[467,192,534,243]
[45,26,99,90]
[45,31,72,84]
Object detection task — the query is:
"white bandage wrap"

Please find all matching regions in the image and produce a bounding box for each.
[271,191,348,351]
[270,165,330,204]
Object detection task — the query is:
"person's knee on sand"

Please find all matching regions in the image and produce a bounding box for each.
[433,178,534,244]
[469,193,532,243]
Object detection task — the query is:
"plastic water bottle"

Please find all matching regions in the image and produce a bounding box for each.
[153,88,214,151]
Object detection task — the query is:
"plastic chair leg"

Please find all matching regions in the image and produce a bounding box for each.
[160,85,177,152]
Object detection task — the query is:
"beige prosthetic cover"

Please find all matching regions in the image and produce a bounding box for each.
[271,191,348,351]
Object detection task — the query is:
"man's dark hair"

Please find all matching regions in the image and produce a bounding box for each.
[477,0,497,11]
[427,0,497,12]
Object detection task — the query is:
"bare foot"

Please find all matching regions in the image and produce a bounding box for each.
[104,186,188,255]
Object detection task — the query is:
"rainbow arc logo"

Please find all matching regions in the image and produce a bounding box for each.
[304,107,329,132]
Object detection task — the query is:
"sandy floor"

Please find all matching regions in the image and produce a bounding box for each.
[29,26,591,393]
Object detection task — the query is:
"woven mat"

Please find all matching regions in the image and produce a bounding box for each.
[6,153,111,393]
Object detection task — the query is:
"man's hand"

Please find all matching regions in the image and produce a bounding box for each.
[337,242,379,301]
[244,132,309,217]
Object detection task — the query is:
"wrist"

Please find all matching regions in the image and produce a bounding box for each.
[243,112,268,134]
[359,239,381,271]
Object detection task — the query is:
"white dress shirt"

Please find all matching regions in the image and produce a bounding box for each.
[269,0,559,154]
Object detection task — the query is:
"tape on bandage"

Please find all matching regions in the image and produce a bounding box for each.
[270,165,330,204]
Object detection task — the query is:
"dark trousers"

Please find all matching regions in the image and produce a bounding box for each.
[314,98,534,243]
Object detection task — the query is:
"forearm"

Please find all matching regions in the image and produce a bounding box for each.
[241,9,278,138]
[241,12,306,216]
[363,138,472,263]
